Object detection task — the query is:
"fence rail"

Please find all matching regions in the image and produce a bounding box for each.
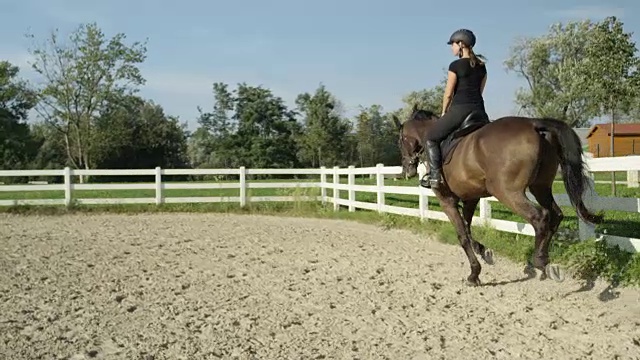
[1,155,639,253]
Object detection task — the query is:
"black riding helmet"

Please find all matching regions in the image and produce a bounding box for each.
[447,29,476,48]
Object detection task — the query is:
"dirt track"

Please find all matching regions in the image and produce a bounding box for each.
[1,213,639,359]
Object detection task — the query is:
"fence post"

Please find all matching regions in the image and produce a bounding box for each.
[479,198,492,226]
[155,166,163,205]
[628,170,639,188]
[63,167,72,207]
[376,163,385,213]
[578,177,597,241]
[320,166,327,204]
[333,166,340,211]
[348,165,355,212]
[418,187,429,221]
[239,166,247,207]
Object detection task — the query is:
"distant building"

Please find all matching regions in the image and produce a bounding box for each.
[585,123,640,157]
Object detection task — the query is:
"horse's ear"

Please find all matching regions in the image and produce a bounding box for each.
[411,103,418,114]
[391,115,402,129]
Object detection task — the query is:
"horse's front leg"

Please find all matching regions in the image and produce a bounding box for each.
[462,198,494,265]
[439,196,482,286]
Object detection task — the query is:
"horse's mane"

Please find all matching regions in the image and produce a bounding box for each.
[409,108,438,122]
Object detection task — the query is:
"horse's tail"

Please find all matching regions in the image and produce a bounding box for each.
[534,118,604,225]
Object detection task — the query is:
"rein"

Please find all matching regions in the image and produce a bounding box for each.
[411,145,427,165]
[403,139,427,169]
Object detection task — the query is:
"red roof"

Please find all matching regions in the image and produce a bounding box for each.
[586,123,640,138]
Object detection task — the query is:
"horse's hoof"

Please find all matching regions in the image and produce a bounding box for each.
[539,271,548,281]
[482,249,494,265]
[545,264,565,282]
[523,261,537,277]
[466,277,481,287]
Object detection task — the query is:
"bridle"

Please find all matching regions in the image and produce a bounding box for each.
[412,146,428,168]
[397,109,436,173]
[399,133,427,169]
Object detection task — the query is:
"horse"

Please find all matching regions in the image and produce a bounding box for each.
[392,104,604,286]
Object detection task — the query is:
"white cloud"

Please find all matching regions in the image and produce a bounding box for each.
[548,5,625,20]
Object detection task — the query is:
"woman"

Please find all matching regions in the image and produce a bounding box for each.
[420,28,488,189]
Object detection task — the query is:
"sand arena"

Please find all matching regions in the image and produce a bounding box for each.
[1,213,639,359]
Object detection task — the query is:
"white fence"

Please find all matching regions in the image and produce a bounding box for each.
[1,156,639,253]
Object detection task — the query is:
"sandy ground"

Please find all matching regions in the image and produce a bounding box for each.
[1,213,640,360]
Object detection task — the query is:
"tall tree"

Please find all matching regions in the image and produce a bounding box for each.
[186,127,217,169]
[29,122,68,172]
[378,113,402,166]
[392,74,447,124]
[190,82,301,170]
[504,20,597,126]
[233,83,301,169]
[295,84,351,167]
[580,17,639,133]
[579,16,640,194]
[26,22,148,178]
[189,82,237,169]
[0,61,39,173]
[93,95,189,171]
[354,104,386,167]
[197,82,235,136]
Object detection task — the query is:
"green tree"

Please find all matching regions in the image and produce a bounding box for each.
[392,74,447,124]
[579,16,640,194]
[295,84,351,167]
[0,61,39,174]
[29,122,67,172]
[26,22,148,178]
[189,82,237,169]
[504,20,597,126]
[198,82,235,136]
[233,83,301,169]
[94,95,189,172]
[186,127,217,169]
[354,104,386,167]
[378,113,402,166]
[620,102,640,123]
[190,82,301,170]
[581,16,639,134]
[352,104,401,167]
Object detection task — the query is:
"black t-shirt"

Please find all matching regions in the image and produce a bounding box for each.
[448,58,486,106]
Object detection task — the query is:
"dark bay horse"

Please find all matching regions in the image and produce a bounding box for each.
[393,105,604,286]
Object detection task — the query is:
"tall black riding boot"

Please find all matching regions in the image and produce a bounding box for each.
[419,140,443,189]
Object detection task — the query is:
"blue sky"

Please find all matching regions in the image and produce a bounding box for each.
[1,0,635,130]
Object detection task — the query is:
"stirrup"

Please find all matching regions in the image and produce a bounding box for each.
[420,174,441,189]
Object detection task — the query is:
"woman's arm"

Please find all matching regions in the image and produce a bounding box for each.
[442,70,457,115]
[480,74,487,95]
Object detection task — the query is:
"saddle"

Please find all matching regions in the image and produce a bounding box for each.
[439,110,490,165]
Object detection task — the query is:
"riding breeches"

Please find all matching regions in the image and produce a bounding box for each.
[425,104,485,142]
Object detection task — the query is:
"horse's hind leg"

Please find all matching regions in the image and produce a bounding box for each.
[528,184,565,281]
[462,199,494,265]
[491,189,551,279]
[528,185,564,236]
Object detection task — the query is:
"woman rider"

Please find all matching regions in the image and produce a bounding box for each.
[420,28,488,189]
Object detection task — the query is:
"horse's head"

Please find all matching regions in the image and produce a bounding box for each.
[392,103,439,178]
